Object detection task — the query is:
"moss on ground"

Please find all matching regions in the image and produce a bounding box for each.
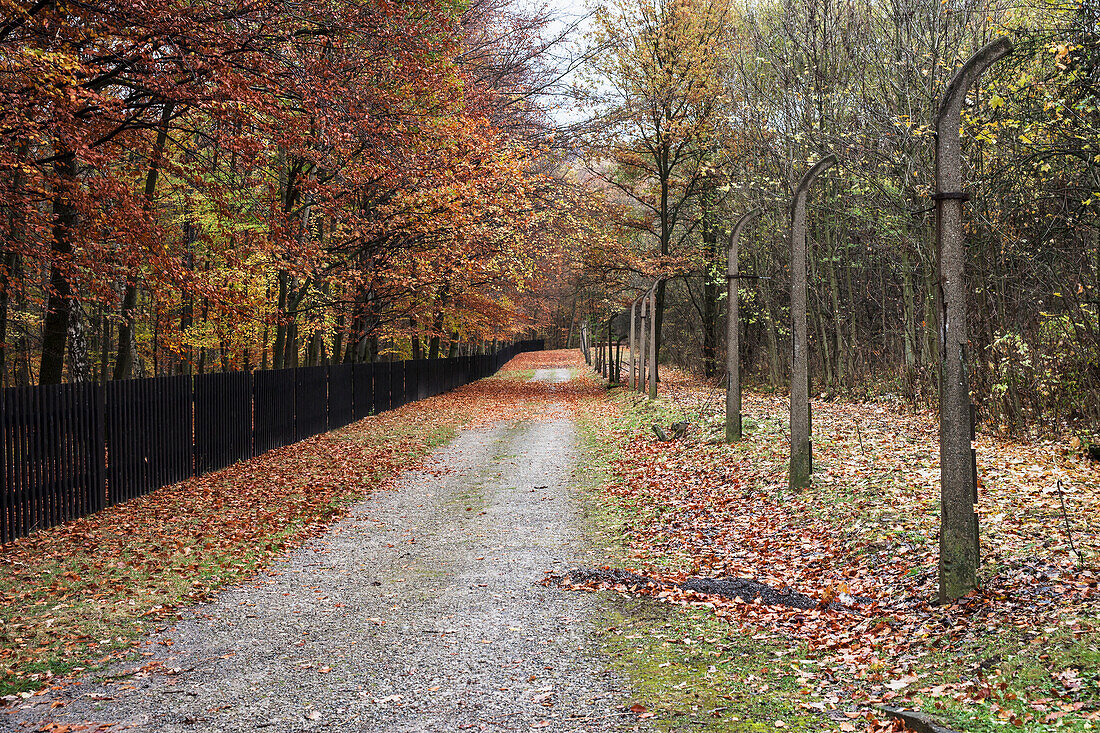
[573,392,840,732]
[924,624,1100,733]
[594,600,828,732]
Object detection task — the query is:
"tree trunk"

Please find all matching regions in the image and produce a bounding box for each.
[179,237,195,375]
[114,102,173,381]
[701,189,720,378]
[284,320,299,369]
[333,311,345,366]
[758,255,782,388]
[99,312,109,382]
[197,295,209,374]
[40,154,80,385]
[827,243,845,386]
[0,252,15,388]
[1,146,28,387]
[901,246,918,373]
[273,270,289,369]
[427,293,448,360]
[67,301,90,382]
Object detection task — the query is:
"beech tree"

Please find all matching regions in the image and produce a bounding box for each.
[0,0,591,384]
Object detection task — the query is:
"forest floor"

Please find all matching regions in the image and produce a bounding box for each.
[565,361,1100,733]
[1,349,1097,733]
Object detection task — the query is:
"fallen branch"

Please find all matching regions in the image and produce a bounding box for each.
[1056,479,1083,567]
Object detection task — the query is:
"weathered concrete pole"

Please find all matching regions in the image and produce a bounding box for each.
[935,36,1013,603]
[633,294,642,391]
[595,328,600,373]
[599,320,605,377]
[790,156,835,491]
[727,209,761,443]
[638,294,648,393]
[606,317,614,383]
[638,282,656,393]
[648,280,660,400]
[636,300,643,390]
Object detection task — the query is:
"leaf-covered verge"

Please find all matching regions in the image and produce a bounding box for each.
[571,366,1100,733]
[0,350,599,702]
[573,403,824,732]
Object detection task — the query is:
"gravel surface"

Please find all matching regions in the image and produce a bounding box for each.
[5,368,630,732]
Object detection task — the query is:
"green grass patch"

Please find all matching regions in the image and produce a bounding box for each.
[595,600,828,732]
[572,390,838,731]
[919,623,1100,732]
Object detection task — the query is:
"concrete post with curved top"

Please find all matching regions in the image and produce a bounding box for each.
[629,297,638,389]
[727,209,761,443]
[935,36,1013,603]
[790,156,835,491]
[638,293,648,393]
[648,280,660,400]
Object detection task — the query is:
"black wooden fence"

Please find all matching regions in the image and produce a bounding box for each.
[0,340,544,543]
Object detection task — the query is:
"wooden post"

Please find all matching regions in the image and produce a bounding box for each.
[790,156,835,491]
[727,209,761,443]
[935,36,1012,603]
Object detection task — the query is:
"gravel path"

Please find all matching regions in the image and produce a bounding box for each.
[5,368,629,732]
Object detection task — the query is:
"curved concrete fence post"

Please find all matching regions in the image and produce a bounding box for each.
[790,155,835,491]
[629,297,638,390]
[648,280,661,400]
[726,209,761,443]
[935,36,1013,603]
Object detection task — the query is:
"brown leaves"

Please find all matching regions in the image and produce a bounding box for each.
[571,366,1100,727]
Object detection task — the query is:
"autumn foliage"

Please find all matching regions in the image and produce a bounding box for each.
[0,0,583,384]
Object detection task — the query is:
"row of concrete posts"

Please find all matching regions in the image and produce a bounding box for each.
[584,37,1012,604]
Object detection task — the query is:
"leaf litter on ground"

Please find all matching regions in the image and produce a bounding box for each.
[562,364,1100,732]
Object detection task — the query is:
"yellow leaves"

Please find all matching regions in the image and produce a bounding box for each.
[975,127,997,145]
[988,94,1006,110]
[1052,43,1074,70]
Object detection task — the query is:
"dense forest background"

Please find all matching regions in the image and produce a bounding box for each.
[3,0,1100,440]
[561,0,1100,440]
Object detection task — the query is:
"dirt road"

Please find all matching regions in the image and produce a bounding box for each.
[5,367,628,732]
